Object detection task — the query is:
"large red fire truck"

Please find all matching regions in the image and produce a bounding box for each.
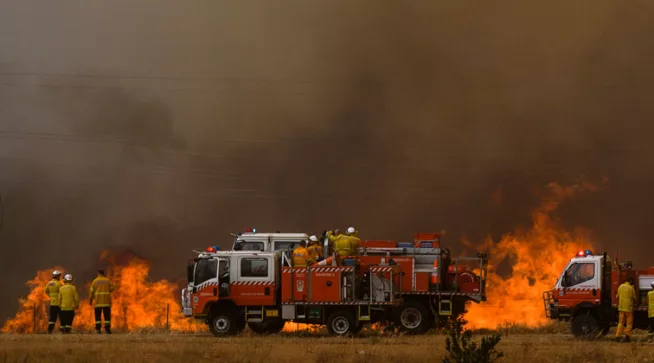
[181,230,488,336]
[543,250,654,337]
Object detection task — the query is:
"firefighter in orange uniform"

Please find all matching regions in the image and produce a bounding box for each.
[44,270,62,334]
[307,235,323,262]
[616,277,637,342]
[648,281,654,337]
[57,274,79,334]
[292,240,311,267]
[89,269,115,334]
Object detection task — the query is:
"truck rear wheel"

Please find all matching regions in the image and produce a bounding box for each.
[209,311,239,337]
[571,313,599,338]
[248,319,286,335]
[327,310,356,336]
[395,301,430,334]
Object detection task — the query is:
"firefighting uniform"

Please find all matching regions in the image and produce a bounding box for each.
[326,232,360,257]
[648,290,654,334]
[307,242,323,262]
[90,275,114,333]
[615,281,636,338]
[57,283,79,333]
[292,246,311,267]
[44,278,62,333]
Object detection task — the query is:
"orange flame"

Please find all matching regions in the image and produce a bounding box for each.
[2,251,205,333]
[463,179,606,329]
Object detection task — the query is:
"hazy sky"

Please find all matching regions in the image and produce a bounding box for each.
[1,0,654,320]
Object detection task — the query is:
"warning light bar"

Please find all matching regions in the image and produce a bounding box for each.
[576,250,593,257]
[244,227,257,233]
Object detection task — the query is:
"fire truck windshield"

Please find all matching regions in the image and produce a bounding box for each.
[194,258,218,285]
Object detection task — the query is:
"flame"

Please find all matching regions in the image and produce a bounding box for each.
[2,251,205,333]
[463,179,607,329]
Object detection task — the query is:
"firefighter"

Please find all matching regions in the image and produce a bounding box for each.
[307,235,323,262]
[44,270,62,334]
[345,227,361,253]
[57,274,79,334]
[292,240,311,267]
[89,269,114,334]
[649,281,654,337]
[616,276,637,342]
[327,227,360,258]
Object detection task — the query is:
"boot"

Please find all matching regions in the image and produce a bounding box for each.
[96,329,102,334]
[625,336,630,343]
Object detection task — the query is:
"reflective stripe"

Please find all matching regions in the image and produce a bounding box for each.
[94,292,111,295]
[48,322,55,325]
[94,304,111,307]
[104,321,110,324]
[95,321,102,324]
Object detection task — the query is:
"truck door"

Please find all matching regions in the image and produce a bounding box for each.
[233,255,276,306]
[558,260,600,313]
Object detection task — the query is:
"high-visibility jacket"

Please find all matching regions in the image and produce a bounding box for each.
[44,279,62,306]
[307,243,323,261]
[57,284,79,311]
[616,282,636,313]
[292,246,310,267]
[648,290,654,318]
[327,232,359,257]
[89,276,114,307]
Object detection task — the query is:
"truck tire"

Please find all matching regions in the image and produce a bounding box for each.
[327,310,356,336]
[571,313,599,338]
[395,301,430,334]
[209,311,239,337]
[248,319,286,335]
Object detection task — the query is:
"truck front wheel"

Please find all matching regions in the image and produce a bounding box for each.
[209,311,239,337]
[571,313,599,338]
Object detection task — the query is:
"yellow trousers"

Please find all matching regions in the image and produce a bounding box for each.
[616,311,633,337]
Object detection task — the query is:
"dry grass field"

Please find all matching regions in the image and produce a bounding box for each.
[1,329,654,363]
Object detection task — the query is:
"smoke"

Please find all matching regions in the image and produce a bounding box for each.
[1,0,654,321]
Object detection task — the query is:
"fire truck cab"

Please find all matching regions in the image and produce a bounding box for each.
[543,250,654,337]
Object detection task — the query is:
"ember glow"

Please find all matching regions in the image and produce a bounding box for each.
[463,180,605,329]
[2,252,205,333]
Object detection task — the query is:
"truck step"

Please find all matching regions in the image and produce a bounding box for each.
[247,318,263,323]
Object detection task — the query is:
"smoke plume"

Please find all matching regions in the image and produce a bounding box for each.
[1,0,654,321]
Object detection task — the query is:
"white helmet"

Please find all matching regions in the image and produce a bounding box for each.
[63,274,73,282]
[651,281,654,288]
[309,235,318,242]
[52,270,61,278]
[347,227,356,234]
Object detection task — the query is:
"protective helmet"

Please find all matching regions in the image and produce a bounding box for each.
[63,274,73,282]
[309,235,318,242]
[52,270,61,278]
[651,281,654,288]
[347,227,356,234]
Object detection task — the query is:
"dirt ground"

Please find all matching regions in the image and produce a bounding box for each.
[1,331,654,363]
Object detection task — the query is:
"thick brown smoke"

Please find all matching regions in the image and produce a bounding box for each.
[1,0,654,321]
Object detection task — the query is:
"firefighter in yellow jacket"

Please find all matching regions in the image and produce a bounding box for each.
[307,235,323,262]
[90,269,114,334]
[44,270,62,334]
[648,281,654,336]
[326,227,360,257]
[292,240,313,267]
[616,277,637,342]
[57,274,79,334]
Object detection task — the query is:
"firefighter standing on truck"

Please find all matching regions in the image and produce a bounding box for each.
[292,240,311,267]
[616,276,637,342]
[648,281,654,337]
[326,227,360,257]
[44,270,62,334]
[90,269,114,334]
[57,274,79,334]
[307,235,323,262]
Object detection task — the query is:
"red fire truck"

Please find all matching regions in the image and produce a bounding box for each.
[181,231,488,336]
[543,250,654,337]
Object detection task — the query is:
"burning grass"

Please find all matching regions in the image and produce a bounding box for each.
[0,331,652,363]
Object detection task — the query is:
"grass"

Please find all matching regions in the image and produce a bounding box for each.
[1,328,653,363]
